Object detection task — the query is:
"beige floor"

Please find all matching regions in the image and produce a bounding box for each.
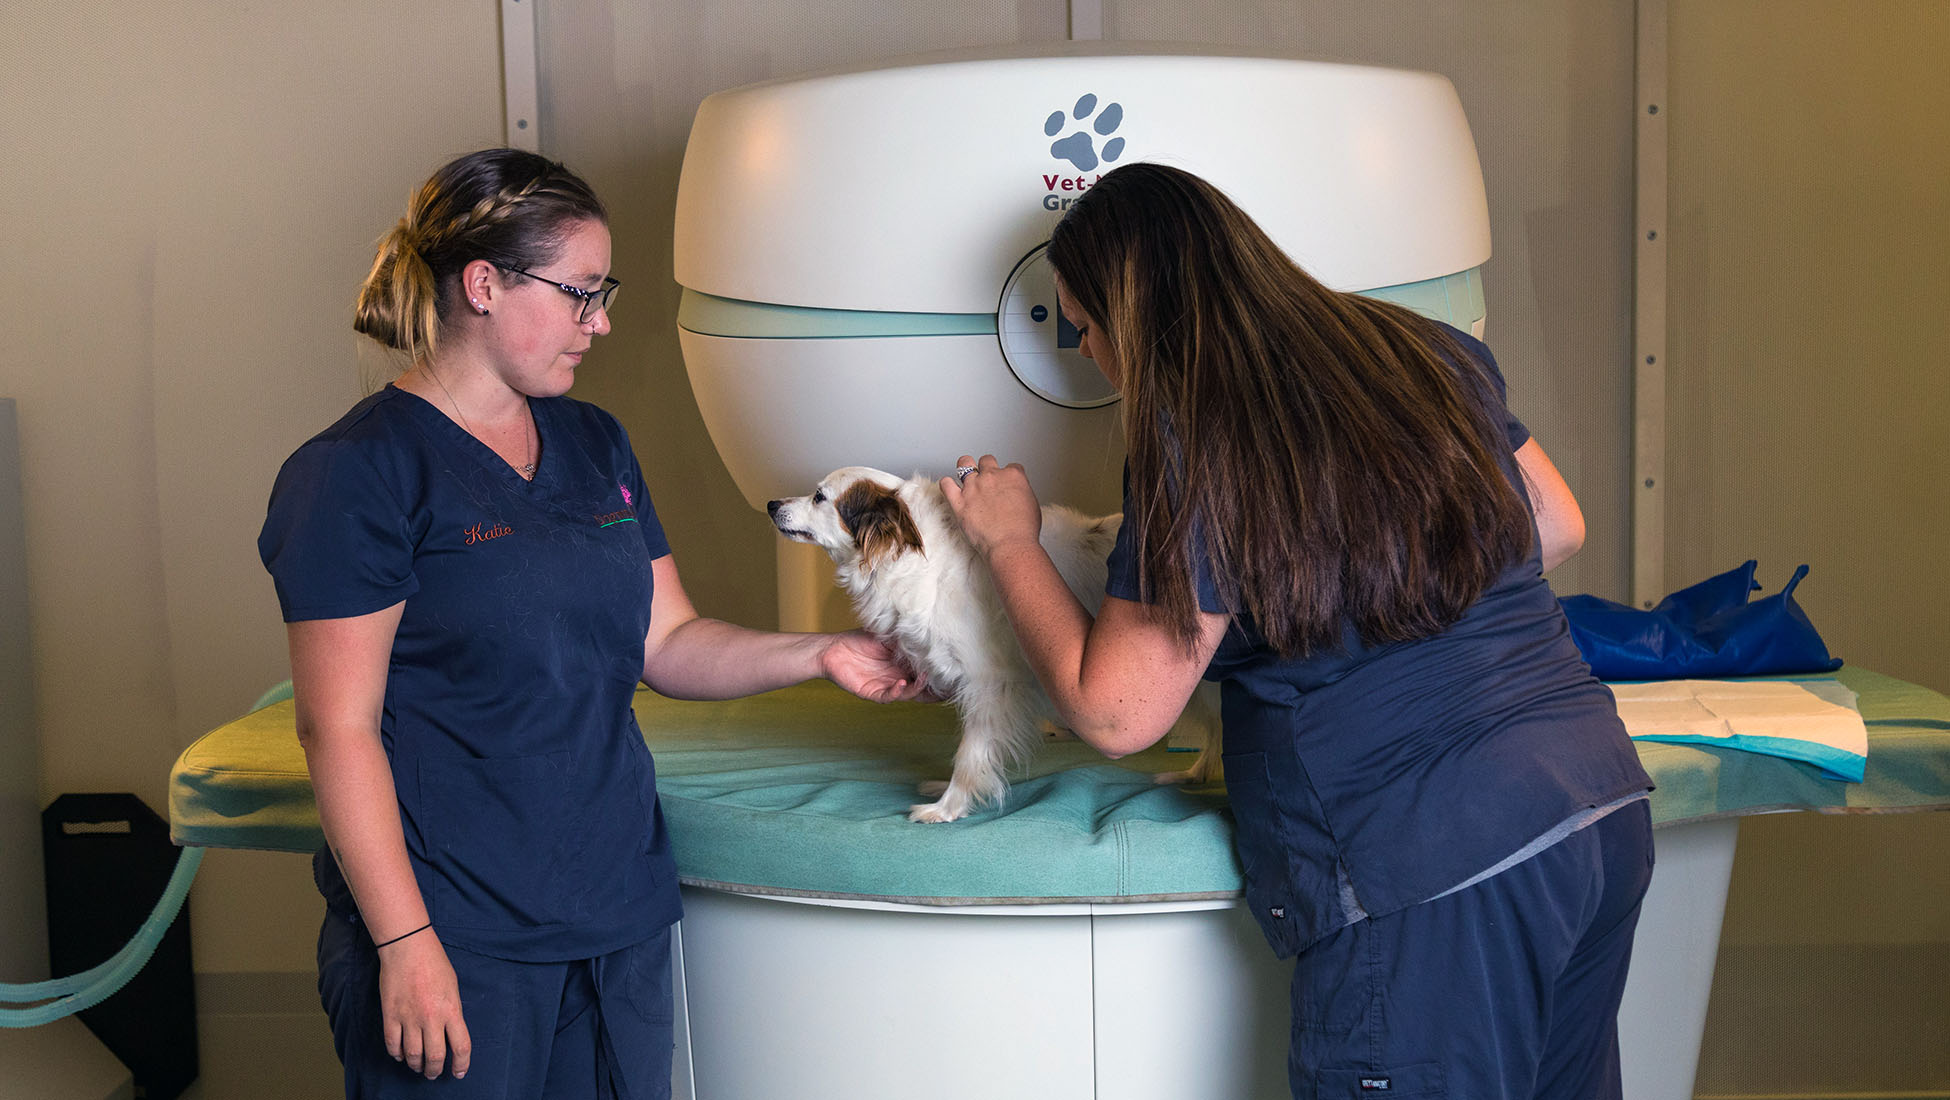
[179,1010,340,1100]
[177,970,341,1100]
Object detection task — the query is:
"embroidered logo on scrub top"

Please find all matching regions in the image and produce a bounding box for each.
[464,522,513,545]
[594,481,637,528]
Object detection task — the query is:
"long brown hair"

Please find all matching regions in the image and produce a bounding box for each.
[1048,163,1532,657]
[354,148,608,365]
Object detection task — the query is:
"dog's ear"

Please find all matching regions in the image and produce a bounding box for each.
[836,481,924,566]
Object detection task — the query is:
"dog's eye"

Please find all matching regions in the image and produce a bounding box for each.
[812,491,827,504]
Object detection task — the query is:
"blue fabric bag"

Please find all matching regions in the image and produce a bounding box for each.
[1560,561,1843,680]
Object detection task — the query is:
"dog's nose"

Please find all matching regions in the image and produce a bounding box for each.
[766,500,781,517]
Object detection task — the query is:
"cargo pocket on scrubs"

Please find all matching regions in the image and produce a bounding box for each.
[1287,920,1376,1036]
[421,751,574,929]
[623,925,676,1024]
[1221,750,1304,958]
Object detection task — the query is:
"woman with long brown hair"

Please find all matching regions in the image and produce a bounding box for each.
[948,162,1653,1099]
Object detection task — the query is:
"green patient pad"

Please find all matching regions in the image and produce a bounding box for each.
[169,667,1950,904]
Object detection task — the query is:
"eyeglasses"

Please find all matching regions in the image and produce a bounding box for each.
[499,266,621,323]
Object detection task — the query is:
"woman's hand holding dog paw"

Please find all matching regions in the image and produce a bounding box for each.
[821,630,932,703]
[942,453,1043,560]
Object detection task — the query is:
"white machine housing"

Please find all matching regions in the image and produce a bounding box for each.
[674,45,1492,514]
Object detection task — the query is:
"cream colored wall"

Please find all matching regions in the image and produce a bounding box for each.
[1666,2,1950,1094]
[1667,1,1949,696]
[0,1,504,981]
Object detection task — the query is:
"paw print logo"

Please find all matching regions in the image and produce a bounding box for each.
[1045,94,1125,172]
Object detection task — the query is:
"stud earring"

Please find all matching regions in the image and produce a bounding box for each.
[471,299,489,315]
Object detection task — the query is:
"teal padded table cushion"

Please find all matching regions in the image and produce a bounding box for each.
[170,667,1950,904]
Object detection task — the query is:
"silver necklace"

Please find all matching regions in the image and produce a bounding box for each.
[422,367,537,480]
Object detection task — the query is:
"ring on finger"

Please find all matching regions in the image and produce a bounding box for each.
[955,464,978,485]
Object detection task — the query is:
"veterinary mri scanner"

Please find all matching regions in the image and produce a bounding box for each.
[674,47,1491,518]
[661,46,1710,1100]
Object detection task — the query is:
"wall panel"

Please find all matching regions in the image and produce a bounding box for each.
[1666,2,1950,1094]
[0,0,505,984]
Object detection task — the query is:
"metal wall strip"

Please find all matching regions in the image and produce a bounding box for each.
[502,0,541,152]
[1069,0,1103,42]
[1633,0,1669,608]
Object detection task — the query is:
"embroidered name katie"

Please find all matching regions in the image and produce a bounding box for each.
[464,522,513,545]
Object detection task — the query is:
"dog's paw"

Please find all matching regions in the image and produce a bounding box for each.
[1153,753,1221,786]
[916,779,950,797]
[908,800,968,824]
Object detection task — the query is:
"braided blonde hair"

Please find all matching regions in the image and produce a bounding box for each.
[354,149,608,365]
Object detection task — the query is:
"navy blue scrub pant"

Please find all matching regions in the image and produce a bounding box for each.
[1288,800,1654,1100]
[317,911,675,1100]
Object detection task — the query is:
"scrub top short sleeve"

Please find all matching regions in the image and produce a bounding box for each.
[260,438,421,622]
[1447,325,1532,454]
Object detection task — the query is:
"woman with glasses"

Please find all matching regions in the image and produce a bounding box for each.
[946,163,1654,1100]
[259,147,925,1099]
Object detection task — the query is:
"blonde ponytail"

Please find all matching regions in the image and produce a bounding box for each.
[353,218,442,364]
[351,149,608,366]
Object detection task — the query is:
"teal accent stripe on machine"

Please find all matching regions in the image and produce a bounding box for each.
[676,267,1486,340]
[678,290,997,339]
[1357,268,1487,330]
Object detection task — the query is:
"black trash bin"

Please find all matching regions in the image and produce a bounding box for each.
[43,792,198,1100]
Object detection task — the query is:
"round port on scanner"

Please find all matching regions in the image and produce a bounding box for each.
[997,245,1121,409]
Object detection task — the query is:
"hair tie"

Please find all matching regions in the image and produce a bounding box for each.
[402,217,427,253]
[373,922,432,950]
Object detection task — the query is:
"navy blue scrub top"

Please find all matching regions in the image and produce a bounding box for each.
[260,386,682,963]
[1107,326,1653,958]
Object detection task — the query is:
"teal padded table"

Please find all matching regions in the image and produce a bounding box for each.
[169,667,1950,1100]
[169,668,1950,872]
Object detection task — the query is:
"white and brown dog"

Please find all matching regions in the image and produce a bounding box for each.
[768,466,1124,822]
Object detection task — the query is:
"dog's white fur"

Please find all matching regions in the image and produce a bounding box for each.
[768,466,1125,822]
